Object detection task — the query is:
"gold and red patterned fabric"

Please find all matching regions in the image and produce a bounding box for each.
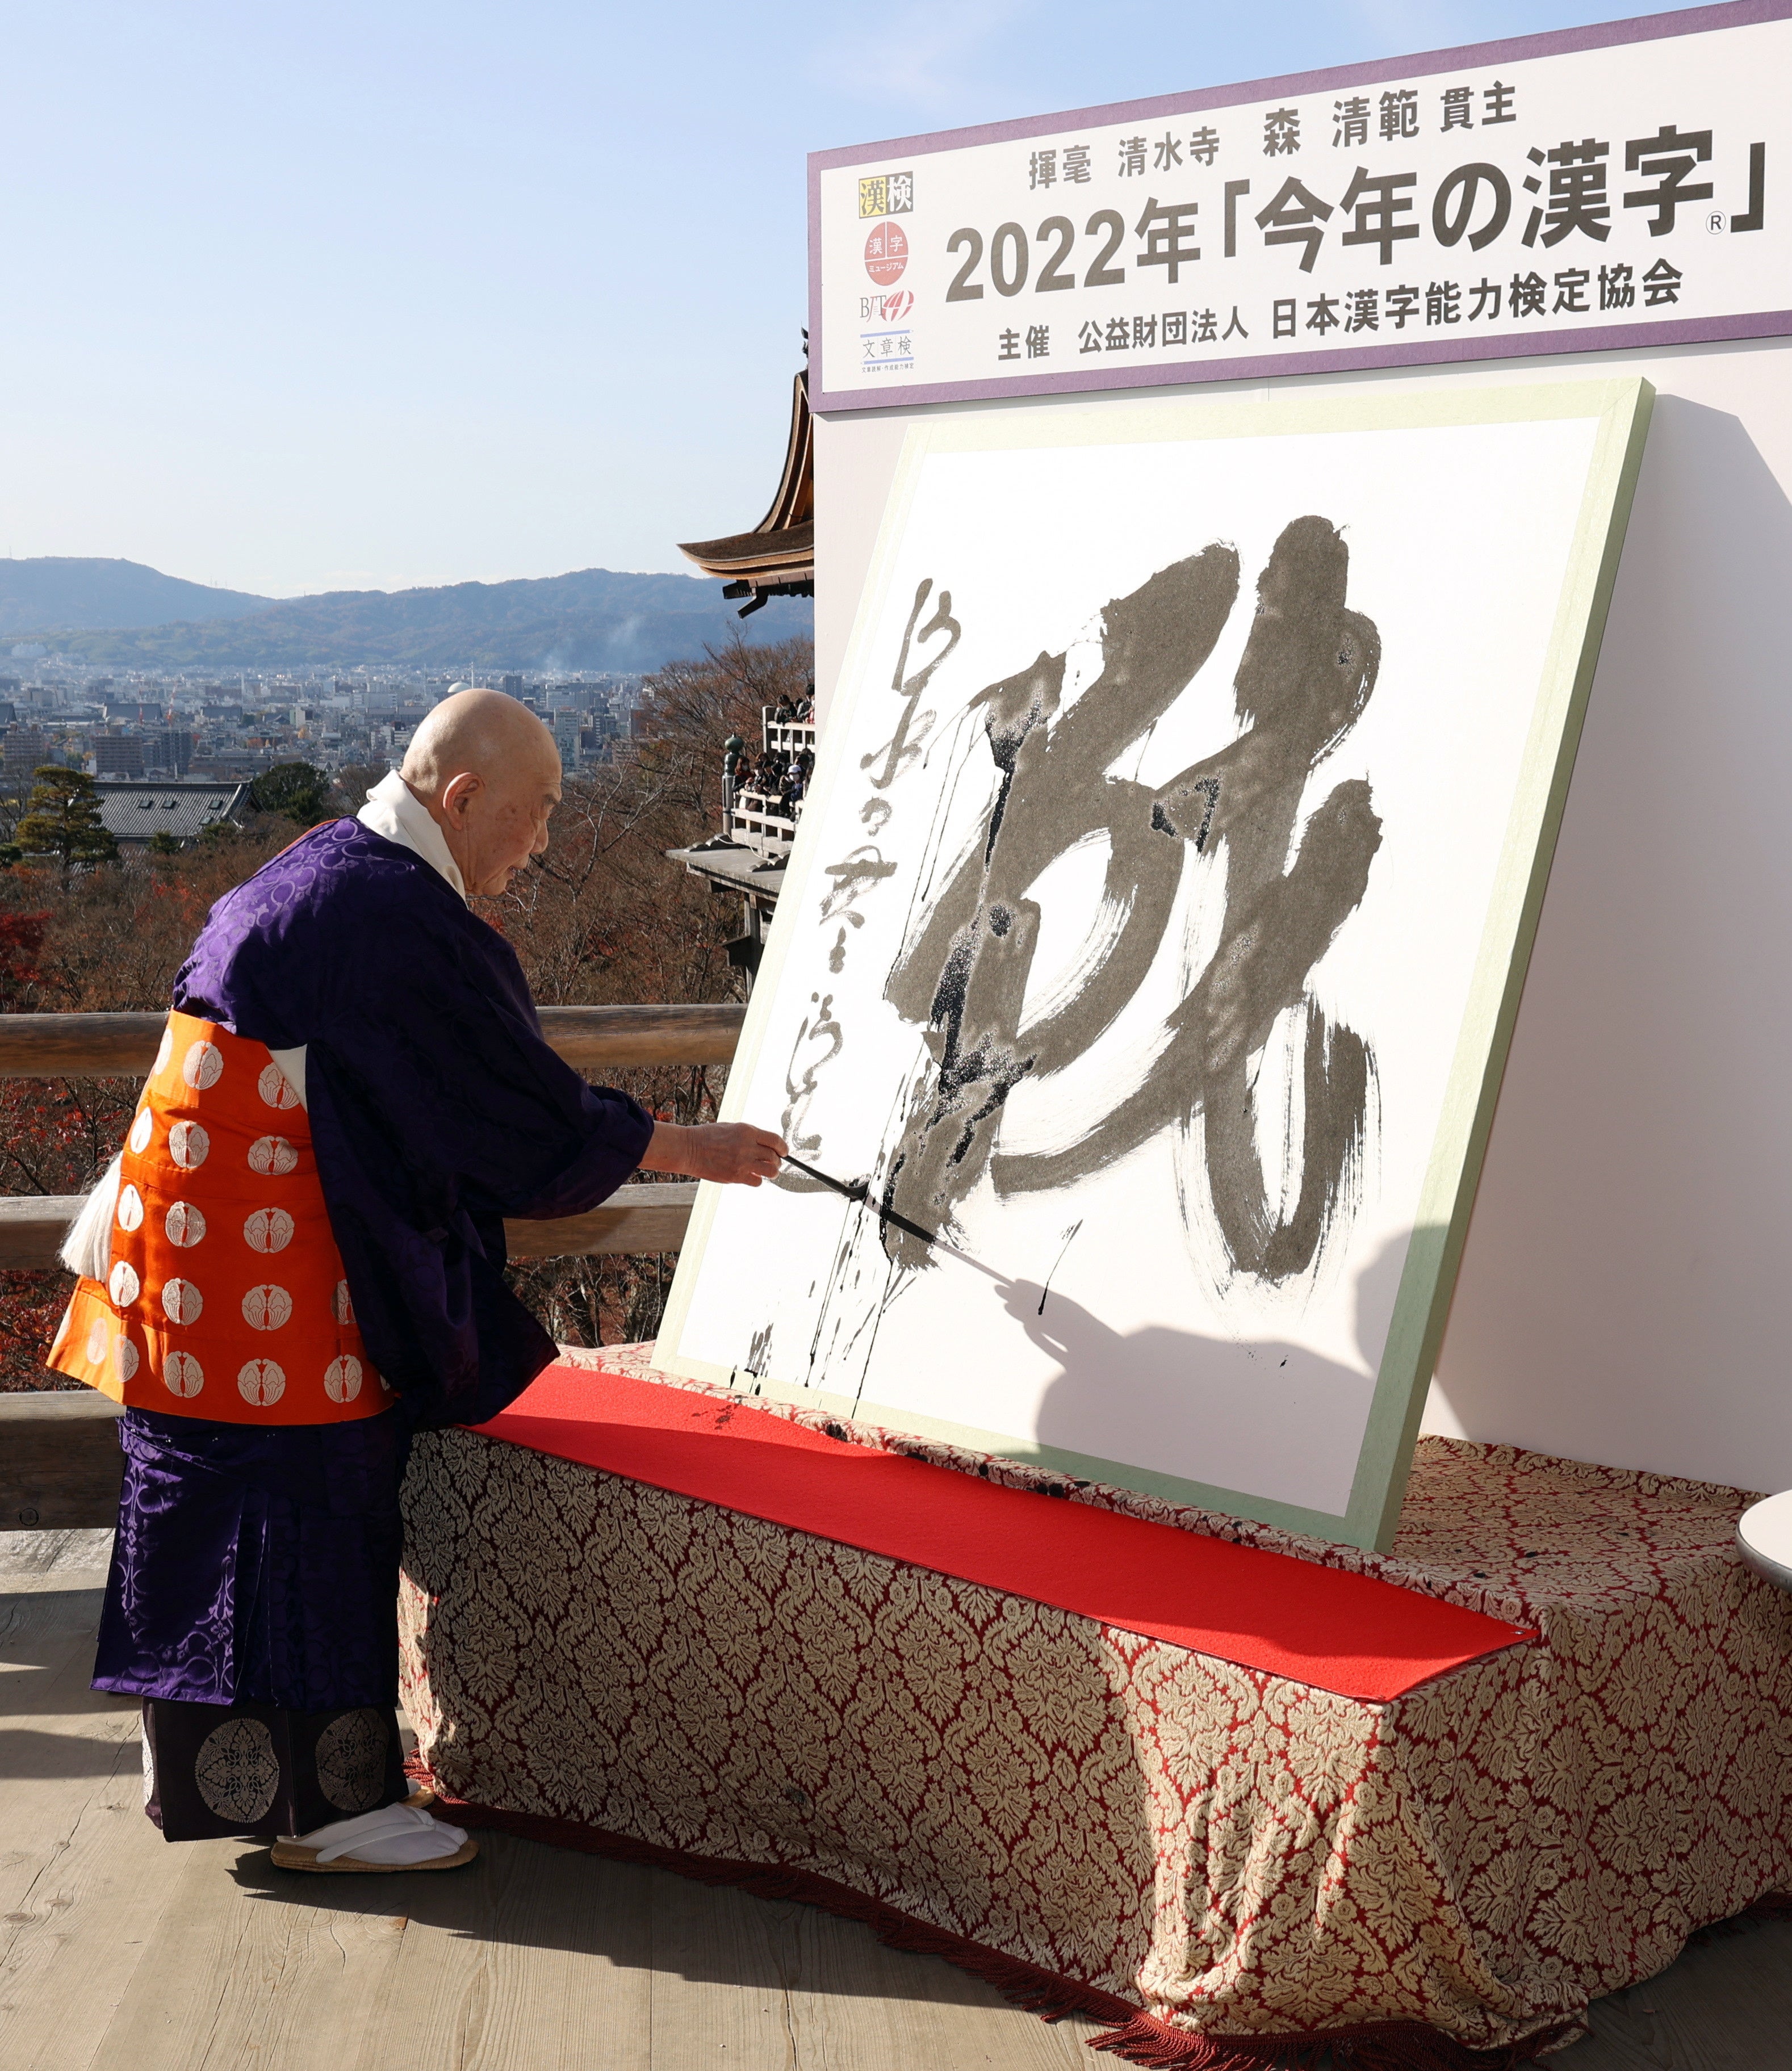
[400,1342,1792,2063]
[49,1012,386,1424]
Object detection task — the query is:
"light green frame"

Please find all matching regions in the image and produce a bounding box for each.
[659,378,1655,1552]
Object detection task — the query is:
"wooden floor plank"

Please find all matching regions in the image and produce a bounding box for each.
[782,1901,1104,2070]
[1557,1914,1792,2070]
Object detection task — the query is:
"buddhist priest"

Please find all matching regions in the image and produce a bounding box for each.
[46,690,784,1872]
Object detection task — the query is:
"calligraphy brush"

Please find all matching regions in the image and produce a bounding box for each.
[780,1152,939,1248]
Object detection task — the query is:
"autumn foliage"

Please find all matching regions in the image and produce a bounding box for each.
[0,634,811,1388]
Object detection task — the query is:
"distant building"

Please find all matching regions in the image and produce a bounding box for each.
[500,674,524,698]
[3,731,52,774]
[144,730,194,775]
[95,778,252,849]
[94,732,145,777]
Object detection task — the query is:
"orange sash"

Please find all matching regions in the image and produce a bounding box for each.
[48,1013,388,1424]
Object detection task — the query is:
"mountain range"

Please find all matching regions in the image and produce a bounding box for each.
[2,559,813,672]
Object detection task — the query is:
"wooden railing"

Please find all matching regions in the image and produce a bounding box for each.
[0,1004,747,1528]
[0,1005,744,1269]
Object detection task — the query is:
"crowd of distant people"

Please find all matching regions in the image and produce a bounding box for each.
[734,741,814,814]
[725,691,816,820]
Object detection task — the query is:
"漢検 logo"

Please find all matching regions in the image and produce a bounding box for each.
[859,171,914,217]
[864,220,908,286]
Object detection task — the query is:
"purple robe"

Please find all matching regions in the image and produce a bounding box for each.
[95,814,652,1711]
[172,814,652,1431]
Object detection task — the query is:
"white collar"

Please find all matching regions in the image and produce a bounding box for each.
[357,771,467,901]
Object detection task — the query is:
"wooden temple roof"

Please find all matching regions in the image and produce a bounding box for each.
[679,370,814,614]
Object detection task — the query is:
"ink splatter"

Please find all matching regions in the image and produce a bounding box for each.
[881,517,1382,1284]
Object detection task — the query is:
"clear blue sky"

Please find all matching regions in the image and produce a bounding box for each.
[1,1,1671,598]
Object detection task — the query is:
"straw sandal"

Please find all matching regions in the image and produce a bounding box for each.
[269,1801,479,1873]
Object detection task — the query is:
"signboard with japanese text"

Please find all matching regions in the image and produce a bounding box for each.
[810,2,1789,411]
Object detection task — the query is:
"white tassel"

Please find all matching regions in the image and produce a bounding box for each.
[60,1151,121,1281]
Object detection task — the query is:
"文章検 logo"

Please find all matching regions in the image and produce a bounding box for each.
[859,171,914,217]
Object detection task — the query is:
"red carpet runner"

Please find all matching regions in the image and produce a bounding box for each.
[474,1361,1534,1701]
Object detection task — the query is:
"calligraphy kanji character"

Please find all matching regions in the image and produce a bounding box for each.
[1263,107,1301,156]
[1334,95,1370,149]
[1379,90,1419,142]
[1623,125,1714,235]
[1338,167,1420,263]
[1257,177,1333,270]
[881,525,1383,1285]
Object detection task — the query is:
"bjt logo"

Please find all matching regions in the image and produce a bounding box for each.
[860,291,914,322]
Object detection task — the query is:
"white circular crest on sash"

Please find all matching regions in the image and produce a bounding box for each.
[85,1318,108,1364]
[332,1279,354,1324]
[242,1284,292,1331]
[164,1350,204,1398]
[108,1260,140,1307]
[169,1120,210,1170]
[153,1029,173,1076]
[237,1357,286,1406]
[244,1207,295,1254]
[128,1109,153,1155]
[162,1277,203,1325]
[164,1201,206,1248]
[324,1355,363,1403]
[194,1717,278,1822]
[116,1184,144,1233]
[257,1063,299,1110]
[114,1337,139,1385]
[182,1041,223,1092]
[248,1134,297,1177]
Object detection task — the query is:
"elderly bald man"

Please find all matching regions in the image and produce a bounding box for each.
[48,691,785,1871]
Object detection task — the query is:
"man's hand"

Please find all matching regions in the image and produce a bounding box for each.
[641,1121,789,1187]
